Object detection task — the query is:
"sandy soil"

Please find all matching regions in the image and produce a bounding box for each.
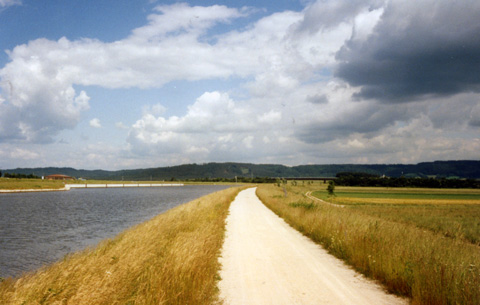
[218,188,408,305]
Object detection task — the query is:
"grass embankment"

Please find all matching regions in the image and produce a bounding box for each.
[67,180,184,185]
[0,178,65,190]
[0,178,242,190]
[0,179,188,190]
[257,184,480,305]
[0,186,244,304]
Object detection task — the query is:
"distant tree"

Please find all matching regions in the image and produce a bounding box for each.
[327,180,335,196]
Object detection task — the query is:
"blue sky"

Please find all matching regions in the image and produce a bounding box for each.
[0,0,479,170]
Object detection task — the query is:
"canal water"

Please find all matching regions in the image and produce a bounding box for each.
[0,185,232,278]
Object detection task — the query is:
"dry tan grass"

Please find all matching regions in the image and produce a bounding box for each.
[257,184,480,305]
[0,186,244,305]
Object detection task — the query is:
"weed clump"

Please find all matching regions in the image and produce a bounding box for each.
[288,202,317,210]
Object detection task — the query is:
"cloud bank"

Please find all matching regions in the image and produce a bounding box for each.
[0,0,479,168]
[335,0,480,101]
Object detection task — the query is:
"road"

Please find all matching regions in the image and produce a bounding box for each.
[218,188,407,305]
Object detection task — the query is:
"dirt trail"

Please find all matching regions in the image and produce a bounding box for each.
[218,188,407,305]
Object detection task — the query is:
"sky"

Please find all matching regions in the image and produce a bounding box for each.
[0,0,479,170]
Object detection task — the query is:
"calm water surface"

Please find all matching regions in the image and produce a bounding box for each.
[0,185,231,278]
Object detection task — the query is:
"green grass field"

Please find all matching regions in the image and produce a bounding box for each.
[0,178,64,190]
[313,186,480,200]
[312,187,480,245]
[325,191,480,200]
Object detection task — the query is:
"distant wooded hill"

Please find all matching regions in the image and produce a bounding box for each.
[2,160,479,180]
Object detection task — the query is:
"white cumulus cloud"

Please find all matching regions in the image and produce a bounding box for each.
[89,118,102,128]
[0,0,21,8]
[1,0,479,168]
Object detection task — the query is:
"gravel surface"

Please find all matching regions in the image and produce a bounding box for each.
[218,188,408,305]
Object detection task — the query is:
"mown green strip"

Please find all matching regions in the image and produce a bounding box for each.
[312,190,480,200]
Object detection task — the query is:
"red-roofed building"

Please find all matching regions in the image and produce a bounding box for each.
[44,174,75,180]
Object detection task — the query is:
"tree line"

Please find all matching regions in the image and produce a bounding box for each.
[334,172,479,188]
[188,177,278,183]
[1,172,41,179]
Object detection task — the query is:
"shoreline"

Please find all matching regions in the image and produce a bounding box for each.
[0,187,68,193]
[0,183,185,193]
[0,186,241,304]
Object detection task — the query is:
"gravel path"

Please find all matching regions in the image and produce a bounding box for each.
[218,188,407,305]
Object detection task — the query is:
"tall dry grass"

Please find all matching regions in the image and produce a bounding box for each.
[0,186,244,305]
[257,184,480,305]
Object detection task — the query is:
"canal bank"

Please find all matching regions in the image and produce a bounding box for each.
[66,183,183,189]
[0,185,230,279]
[0,183,184,193]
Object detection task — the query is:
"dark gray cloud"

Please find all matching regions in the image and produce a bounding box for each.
[425,94,479,129]
[335,0,480,102]
[469,104,480,127]
[470,118,480,127]
[307,94,329,104]
[295,102,417,143]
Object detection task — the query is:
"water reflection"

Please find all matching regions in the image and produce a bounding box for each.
[0,185,231,278]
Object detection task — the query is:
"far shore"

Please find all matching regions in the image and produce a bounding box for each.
[0,178,241,193]
[0,187,69,193]
[0,183,186,193]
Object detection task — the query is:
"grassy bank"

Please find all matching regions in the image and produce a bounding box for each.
[0,178,65,190]
[0,186,243,304]
[257,184,480,305]
[67,179,184,185]
[0,178,241,191]
[0,179,186,190]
